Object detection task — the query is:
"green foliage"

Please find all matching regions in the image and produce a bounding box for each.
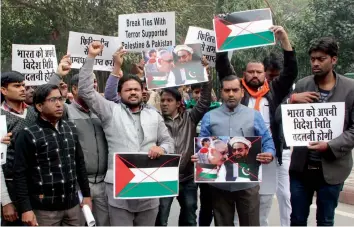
[1,0,353,87]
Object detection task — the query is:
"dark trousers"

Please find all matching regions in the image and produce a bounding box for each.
[210,185,260,226]
[290,169,343,226]
[198,183,213,226]
[155,179,197,226]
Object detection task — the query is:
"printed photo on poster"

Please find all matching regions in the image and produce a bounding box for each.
[143,43,208,89]
[114,153,181,199]
[194,136,262,183]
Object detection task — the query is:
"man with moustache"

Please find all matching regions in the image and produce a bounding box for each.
[24,86,36,105]
[192,75,275,226]
[216,24,298,226]
[78,42,174,226]
[13,84,91,226]
[287,37,354,226]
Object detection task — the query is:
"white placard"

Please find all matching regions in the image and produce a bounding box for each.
[0,116,7,165]
[185,27,216,67]
[67,31,120,72]
[281,102,345,146]
[12,44,58,86]
[118,12,175,52]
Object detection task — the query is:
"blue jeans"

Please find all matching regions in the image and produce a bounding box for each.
[155,179,198,226]
[290,169,343,226]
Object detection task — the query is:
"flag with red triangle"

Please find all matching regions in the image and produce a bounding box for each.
[213,8,275,52]
[114,153,180,199]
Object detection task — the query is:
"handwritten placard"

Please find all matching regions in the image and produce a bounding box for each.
[12,44,58,86]
[67,31,120,71]
[185,27,216,67]
[118,12,175,52]
[281,102,345,146]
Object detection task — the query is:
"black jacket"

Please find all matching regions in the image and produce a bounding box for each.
[216,50,298,164]
[14,117,90,213]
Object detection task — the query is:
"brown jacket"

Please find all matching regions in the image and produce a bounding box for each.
[289,72,354,185]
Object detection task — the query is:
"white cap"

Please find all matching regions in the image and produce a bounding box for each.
[173,45,194,55]
[229,137,252,149]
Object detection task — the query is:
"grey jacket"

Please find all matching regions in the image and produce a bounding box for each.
[49,74,108,183]
[289,72,354,185]
[78,57,174,212]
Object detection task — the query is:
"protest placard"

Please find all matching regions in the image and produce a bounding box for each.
[213,8,275,52]
[281,102,345,146]
[67,31,120,71]
[143,43,208,89]
[114,153,180,199]
[12,44,58,86]
[194,136,262,183]
[0,116,7,165]
[118,12,175,52]
[185,27,216,67]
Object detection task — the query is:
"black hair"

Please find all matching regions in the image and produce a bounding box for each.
[160,87,182,102]
[201,138,210,145]
[149,49,157,56]
[220,75,243,89]
[263,53,283,71]
[191,83,202,91]
[117,74,143,93]
[1,71,24,88]
[70,74,79,88]
[308,37,338,57]
[33,84,61,113]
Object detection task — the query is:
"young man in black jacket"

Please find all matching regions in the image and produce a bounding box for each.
[13,84,91,226]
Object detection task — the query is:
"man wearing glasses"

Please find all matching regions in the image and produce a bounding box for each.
[13,84,91,226]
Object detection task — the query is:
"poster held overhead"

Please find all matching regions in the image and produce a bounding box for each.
[213,8,275,52]
[144,43,208,89]
[12,44,58,86]
[118,12,175,52]
[67,31,120,72]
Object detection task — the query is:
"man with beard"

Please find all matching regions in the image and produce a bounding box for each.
[191,75,275,226]
[155,58,211,226]
[216,24,298,226]
[287,37,354,226]
[173,45,208,86]
[78,41,174,226]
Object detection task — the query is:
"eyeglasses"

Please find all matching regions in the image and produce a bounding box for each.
[46,96,66,104]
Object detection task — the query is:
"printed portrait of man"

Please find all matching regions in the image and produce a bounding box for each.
[228,137,252,163]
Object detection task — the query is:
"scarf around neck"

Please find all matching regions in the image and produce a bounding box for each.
[241,79,270,111]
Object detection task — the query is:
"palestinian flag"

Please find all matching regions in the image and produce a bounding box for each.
[213,8,275,52]
[114,153,180,199]
[195,163,218,182]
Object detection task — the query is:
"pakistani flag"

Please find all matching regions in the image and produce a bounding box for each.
[213,8,275,52]
[196,163,218,182]
[114,153,180,199]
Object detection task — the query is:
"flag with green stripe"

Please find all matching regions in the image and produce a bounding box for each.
[114,153,180,199]
[213,8,275,52]
[195,163,218,182]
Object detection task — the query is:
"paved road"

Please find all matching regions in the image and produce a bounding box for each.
[167,196,354,226]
